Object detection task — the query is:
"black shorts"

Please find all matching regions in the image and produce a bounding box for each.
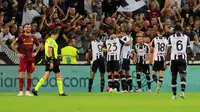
[136,64,150,74]
[171,59,187,75]
[122,59,130,71]
[45,59,60,73]
[107,60,120,72]
[91,58,105,73]
[152,61,165,72]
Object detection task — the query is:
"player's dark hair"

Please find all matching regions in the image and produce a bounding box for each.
[23,23,31,28]
[50,28,59,35]
[174,23,183,32]
[157,28,164,34]
[174,23,183,37]
[68,39,75,45]
[86,22,92,25]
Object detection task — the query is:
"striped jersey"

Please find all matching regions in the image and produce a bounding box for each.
[98,33,108,43]
[152,36,168,61]
[88,40,104,63]
[134,43,150,64]
[105,38,122,61]
[168,33,190,61]
[120,36,133,59]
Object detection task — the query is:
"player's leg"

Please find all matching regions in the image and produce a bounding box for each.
[88,71,95,92]
[144,64,151,92]
[125,59,132,91]
[136,64,142,92]
[113,61,120,92]
[99,59,105,92]
[152,61,158,83]
[156,61,165,93]
[25,72,33,96]
[171,60,178,99]
[100,73,105,92]
[156,70,164,93]
[26,60,35,96]
[32,71,51,96]
[121,70,127,92]
[18,72,25,96]
[54,66,67,96]
[121,59,127,92]
[179,73,186,99]
[88,60,98,92]
[32,62,51,96]
[158,61,165,85]
[125,70,132,92]
[107,61,113,92]
[55,72,67,96]
[18,59,27,96]
[178,60,187,99]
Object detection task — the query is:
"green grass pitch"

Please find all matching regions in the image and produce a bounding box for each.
[0,92,199,112]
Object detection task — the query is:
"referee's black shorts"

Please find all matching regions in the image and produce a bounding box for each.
[45,59,60,74]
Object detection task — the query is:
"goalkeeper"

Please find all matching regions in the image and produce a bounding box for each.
[32,29,67,96]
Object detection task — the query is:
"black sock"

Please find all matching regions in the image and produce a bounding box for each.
[121,75,127,91]
[172,75,177,96]
[159,76,163,85]
[108,75,113,88]
[152,75,158,83]
[114,75,119,89]
[88,78,93,92]
[181,77,186,92]
[146,74,151,89]
[127,75,133,91]
[136,74,141,89]
[117,81,120,92]
[100,79,105,92]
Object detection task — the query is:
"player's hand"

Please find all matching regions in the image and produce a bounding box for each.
[164,62,167,69]
[49,63,54,70]
[32,52,37,57]
[132,60,136,64]
[191,58,195,64]
[17,53,25,58]
[144,58,148,62]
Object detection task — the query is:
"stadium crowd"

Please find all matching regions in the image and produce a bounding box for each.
[0,0,200,64]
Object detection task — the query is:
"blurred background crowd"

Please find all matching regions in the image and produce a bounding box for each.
[0,0,200,64]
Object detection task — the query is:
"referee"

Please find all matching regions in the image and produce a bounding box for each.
[32,29,67,96]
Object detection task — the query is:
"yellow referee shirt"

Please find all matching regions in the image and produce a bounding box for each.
[61,46,78,64]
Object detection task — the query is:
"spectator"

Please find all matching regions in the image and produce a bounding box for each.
[10,24,18,37]
[184,25,199,47]
[21,0,40,26]
[193,20,200,39]
[18,25,23,34]
[180,3,193,26]
[0,0,14,23]
[147,1,160,21]
[0,25,14,48]
[61,39,78,64]
[92,0,103,21]
[82,22,96,52]
[31,22,42,42]
[84,0,93,17]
